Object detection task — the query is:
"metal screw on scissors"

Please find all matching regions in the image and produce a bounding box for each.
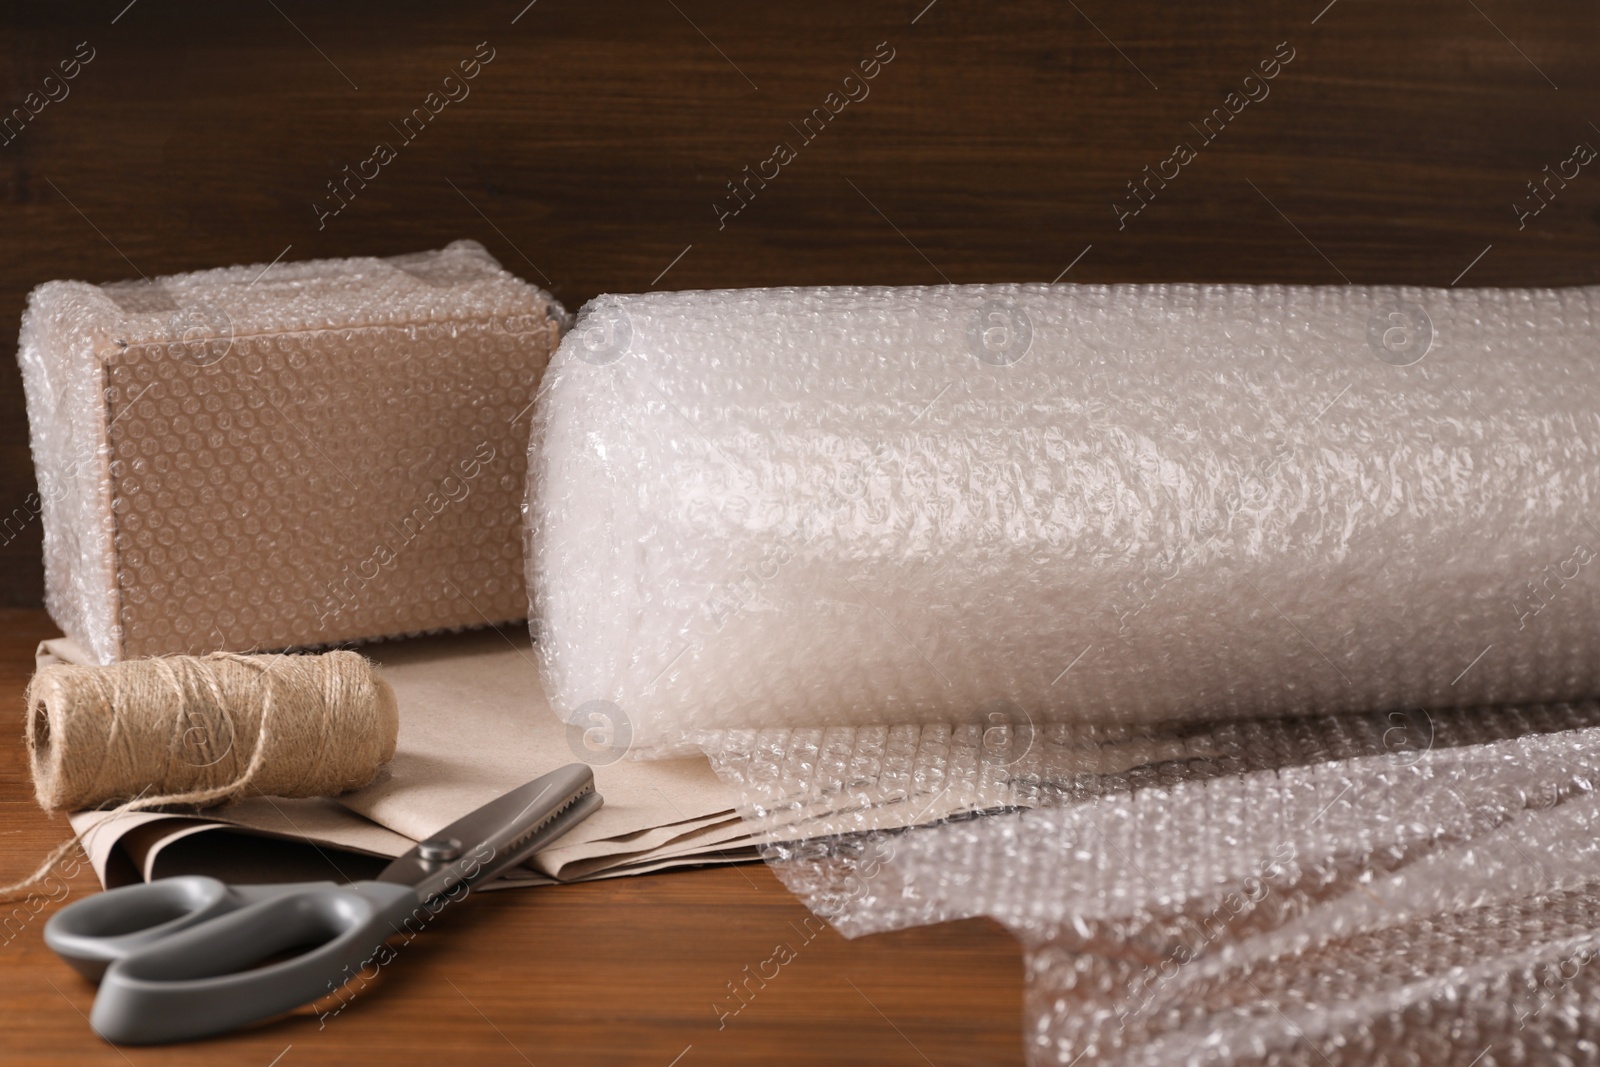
[44,763,602,1044]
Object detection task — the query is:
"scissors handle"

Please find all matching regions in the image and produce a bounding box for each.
[45,876,327,981]
[50,878,419,1044]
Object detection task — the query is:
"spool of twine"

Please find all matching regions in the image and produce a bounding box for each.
[25,650,398,813]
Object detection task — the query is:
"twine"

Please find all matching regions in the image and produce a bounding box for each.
[2,651,397,899]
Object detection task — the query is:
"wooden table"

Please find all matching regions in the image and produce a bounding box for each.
[0,608,1025,1066]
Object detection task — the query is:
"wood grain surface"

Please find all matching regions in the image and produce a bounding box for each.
[0,607,1026,1066]
[2,0,1598,605]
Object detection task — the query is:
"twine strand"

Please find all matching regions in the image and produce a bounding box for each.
[1,650,396,900]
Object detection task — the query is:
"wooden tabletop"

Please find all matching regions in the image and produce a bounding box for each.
[0,608,1025,1067]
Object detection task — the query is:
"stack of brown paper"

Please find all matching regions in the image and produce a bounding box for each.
[54,629,757,888]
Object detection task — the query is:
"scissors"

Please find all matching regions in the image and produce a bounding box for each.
[44,763,602,1045]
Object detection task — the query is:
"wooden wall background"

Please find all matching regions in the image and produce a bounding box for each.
[2,0,1597,606]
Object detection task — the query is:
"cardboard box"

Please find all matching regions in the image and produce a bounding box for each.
[18,240,566,662]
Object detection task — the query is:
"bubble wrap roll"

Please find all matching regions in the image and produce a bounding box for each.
[19,240,567,663]
[529,284,1600,751]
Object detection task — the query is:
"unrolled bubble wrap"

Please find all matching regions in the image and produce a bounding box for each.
[530,282,1600,1064]
[798,708,1600,1066]
[20,239,567,663]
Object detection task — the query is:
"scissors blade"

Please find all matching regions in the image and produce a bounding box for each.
[376,763,600,899]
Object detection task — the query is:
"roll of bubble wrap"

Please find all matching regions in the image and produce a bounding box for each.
[530,282,1600,1064]
[529,283,1600,752]
[19,240,567,663]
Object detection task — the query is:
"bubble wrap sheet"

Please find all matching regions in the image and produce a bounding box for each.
[756,706,1600,1065]
[528,283,1600,1064]
[19,239,567,663]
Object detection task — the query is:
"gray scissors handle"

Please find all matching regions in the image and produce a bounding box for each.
[46,876,326,981]
[47,877,419,1044]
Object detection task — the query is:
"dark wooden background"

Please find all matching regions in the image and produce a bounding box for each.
[2,0,1598,605]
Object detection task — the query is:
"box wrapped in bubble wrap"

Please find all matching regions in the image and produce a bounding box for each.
[19,239,567,663]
